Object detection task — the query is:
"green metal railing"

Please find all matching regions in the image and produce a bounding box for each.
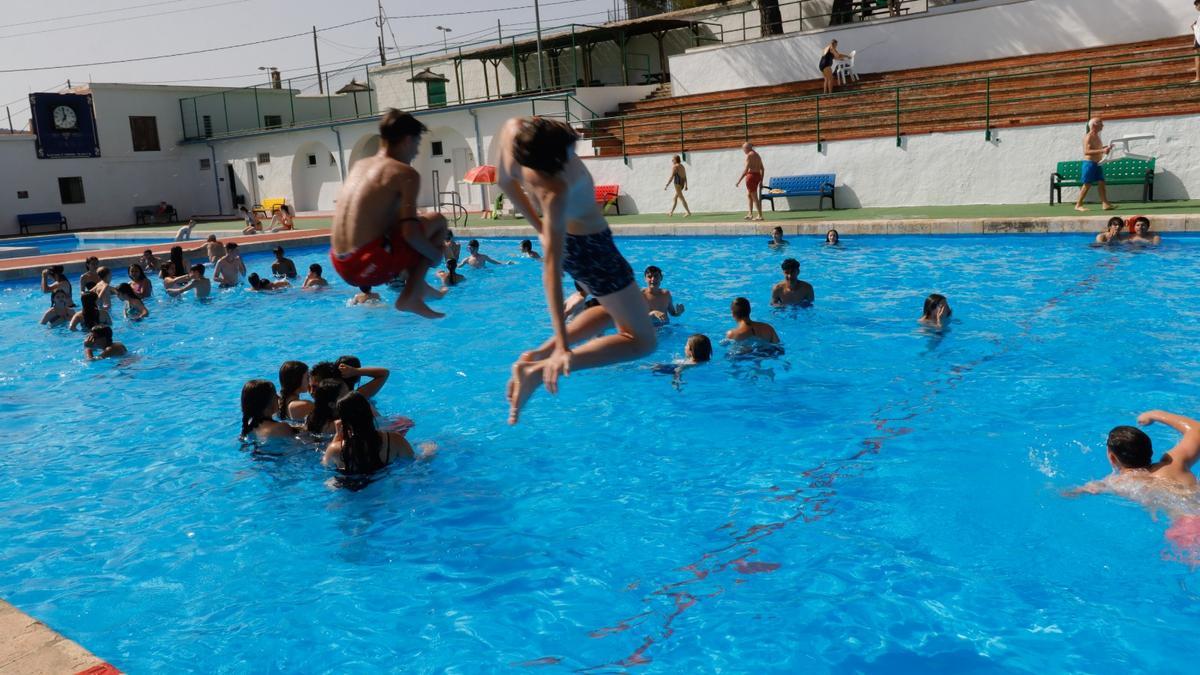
[575,51,1199,159]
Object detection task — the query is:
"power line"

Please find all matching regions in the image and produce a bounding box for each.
[0,0,251,41]
[384,0,590,21]
[0,17,377,74]
[0,0,197,29]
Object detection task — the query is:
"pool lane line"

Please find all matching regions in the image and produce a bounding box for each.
[535,256,1125,671]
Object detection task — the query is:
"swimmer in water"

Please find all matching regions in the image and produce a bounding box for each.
[1127,216,1160,245]
[277,361,310,420]
[197,234,226,263]
[770,258,814,307]
[41,265,73,307]
[68,291,111,331]
[919,293,952,329]
[271,247,298,279]
[302,264,329,289]
[240,379,297,441]
[92,266,114,311]
[519,239,542,260]
[84,325,127,360]
[462,239,509,269]
[496,116,656,424]
[437,258,466,287]
[247,273,290,291]
[642,265,684,325]
[726,297,780,345]
[212,242,246,288]
[768,226,787,248]
[652,334,713,385]
[138,249,160,273]
[1070,411,1200,501]
[825,229,840,246]
[128,264,152,299]
[79,256,101,291]
[444,230,461,268]
[40,289,72,326]
[1095,217,1126,245]
[115,283,149,320]
[350,285,382,304]
[322,391,417,473]
[330,109,448,319]
[165,264,212,300]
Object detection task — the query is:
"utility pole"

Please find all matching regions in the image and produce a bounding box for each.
[377,0,388,65]
[6,106,12,134]
[313,26,324,94]
[534,0,544,90]
[497,19,502,44]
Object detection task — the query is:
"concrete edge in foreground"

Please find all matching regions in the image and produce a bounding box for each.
[0,599,118,675]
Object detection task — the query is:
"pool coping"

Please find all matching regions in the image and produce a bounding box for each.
[0,599,118,674]
[1,213,1197,280]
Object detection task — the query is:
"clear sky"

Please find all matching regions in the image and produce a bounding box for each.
[0,0,623,130]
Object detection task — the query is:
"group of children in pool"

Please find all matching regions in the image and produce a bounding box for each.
[240,357,432,476]
[37,238,336,360]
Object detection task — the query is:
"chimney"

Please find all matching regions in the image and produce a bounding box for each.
[271,69,282,89]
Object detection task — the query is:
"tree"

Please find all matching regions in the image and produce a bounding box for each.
[759,0,783,36]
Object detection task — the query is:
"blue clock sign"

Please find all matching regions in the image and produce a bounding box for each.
[29,92,101,159]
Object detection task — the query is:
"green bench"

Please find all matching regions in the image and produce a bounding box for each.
[1050,157,1155,205]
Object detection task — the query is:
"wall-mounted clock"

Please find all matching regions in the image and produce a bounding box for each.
[52,105,78,131]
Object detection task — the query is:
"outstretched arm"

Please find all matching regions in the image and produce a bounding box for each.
[1139,410,1200,471]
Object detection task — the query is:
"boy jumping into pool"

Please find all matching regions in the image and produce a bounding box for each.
[496,116,656,424]
[330,109,448,318]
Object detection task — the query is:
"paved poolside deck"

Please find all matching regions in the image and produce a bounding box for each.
[2,206,1199,281]
[0,600,118,674]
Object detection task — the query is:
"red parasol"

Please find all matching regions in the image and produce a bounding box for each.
[463,165,497,185]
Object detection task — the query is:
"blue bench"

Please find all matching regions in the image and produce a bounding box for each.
[760,174,837,211]
[17,212,69,234]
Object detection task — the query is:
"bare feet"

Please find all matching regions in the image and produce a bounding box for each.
[1074,205,1088,212]
[394,292,445,319]
[744,215,753,221]
[506,361,544,425]
[1102,203,1116,211]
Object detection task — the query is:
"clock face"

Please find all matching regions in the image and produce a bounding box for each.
[52,105,78,131]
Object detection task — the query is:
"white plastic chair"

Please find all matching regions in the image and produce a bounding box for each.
[835,50,859,86]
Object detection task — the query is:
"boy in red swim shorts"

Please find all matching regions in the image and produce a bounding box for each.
[331,109,448,318]
[735,142,765,222]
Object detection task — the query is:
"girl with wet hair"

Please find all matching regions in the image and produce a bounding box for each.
[322,391,414,474]
[920,293,952,329]
[128,263,153,298]
[40,289,73,326]
[116,283,150,320]
[68,291,112,331]
[277,361,310,417]
[240,380,295,440]
[305,379,347,436]
[161,246,188,283]
[41,265,73,307]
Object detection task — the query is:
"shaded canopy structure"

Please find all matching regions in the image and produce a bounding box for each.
[421,16,719,105]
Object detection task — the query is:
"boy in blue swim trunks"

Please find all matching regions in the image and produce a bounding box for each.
[1075,117,1115,213]
[496,116,656,424]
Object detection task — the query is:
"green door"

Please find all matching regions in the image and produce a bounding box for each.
[427,81,446,108]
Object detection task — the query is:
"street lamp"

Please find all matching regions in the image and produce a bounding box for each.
[435,25,452,51]
[533,0,544,90]
[258,66,279,88]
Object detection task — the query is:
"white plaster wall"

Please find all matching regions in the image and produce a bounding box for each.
[580,114,1198,213]
[671,0,1197,95]
[0,85,218,234]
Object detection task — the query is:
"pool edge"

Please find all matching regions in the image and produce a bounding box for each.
[0,599,119,674]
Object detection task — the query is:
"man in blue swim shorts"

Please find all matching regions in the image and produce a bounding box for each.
[1075,117,1115,213]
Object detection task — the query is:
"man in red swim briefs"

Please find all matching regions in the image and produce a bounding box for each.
[331,109,447,318]
[735,142,765,222]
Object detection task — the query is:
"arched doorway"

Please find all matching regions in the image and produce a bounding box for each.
[348,133,380,172]
[414,126,476,209]
[291,140,342,212]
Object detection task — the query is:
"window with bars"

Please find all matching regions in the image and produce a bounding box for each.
[58,177,85,204]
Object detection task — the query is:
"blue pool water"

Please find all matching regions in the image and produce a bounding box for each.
[1,234,173,256]
[1,235,1200,672]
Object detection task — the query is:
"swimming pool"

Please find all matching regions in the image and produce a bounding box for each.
[0,234,174,257]
[1,235,1198,672]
